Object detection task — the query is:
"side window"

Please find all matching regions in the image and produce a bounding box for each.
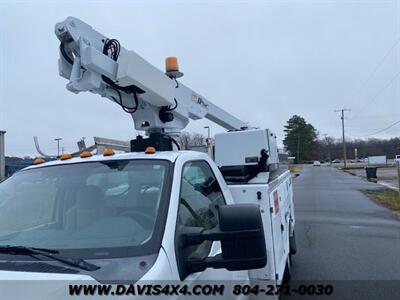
[178,161,226,259]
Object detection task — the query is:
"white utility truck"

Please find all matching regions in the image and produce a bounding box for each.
[0,17,295,299]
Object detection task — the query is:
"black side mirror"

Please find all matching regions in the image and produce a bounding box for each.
[176,204,267,279]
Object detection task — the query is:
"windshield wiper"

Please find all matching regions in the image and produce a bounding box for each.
[0,245,100,271]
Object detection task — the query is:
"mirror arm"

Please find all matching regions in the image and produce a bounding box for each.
[188,254,267,273]
[181,227,263,247]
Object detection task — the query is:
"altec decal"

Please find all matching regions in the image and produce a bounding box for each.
[192,94,208,109]
[273,190,279,213]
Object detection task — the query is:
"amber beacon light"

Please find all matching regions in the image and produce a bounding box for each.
[33,158,45,165]
[103,148,115,157]
[145,146,156,154]
[165,57,183,79]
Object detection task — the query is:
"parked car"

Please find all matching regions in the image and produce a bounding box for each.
[332,159,340,164]
[313,160,321,166]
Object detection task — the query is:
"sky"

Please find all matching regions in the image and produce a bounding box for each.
[1,0,399,157]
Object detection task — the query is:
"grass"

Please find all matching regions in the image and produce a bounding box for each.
[288,164,302,173]
[364,189,400,214]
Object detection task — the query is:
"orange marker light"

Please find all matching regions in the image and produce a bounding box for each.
[33,158,45,165]
[103,148,115,156]
[165,57,183,78]
[166,57,179,72]
[80,151,92,158]
[145,146,156,154]
[60,153,72,161]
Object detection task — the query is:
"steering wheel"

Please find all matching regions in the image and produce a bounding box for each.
[119,210,155,229]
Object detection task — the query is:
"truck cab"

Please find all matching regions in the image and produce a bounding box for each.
[0,150,270,287]
[0,146,295,299]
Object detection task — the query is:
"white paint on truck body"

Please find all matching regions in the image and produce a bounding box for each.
[214,129,279,167]
[229,171,294,284]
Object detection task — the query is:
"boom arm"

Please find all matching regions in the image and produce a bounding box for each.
[55,17,247,136]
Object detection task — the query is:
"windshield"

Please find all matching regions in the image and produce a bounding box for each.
[0,159,171,258]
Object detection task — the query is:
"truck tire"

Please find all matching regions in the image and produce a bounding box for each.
[283,230,294,285]
[289,230,297,255]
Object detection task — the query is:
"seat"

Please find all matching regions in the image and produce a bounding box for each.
[65,185,114,230]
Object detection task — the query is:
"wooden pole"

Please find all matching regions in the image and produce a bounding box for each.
[397,161,400,198]
[0,131,5,181]
[334,109,351,169]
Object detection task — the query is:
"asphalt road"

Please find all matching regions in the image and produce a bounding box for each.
[283,165,400,299]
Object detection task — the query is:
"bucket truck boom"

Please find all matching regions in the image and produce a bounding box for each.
[55,17,247,141]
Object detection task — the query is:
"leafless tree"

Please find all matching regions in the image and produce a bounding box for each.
[191,133,206,146]
[177,132,206,150]
[178,132,192,150]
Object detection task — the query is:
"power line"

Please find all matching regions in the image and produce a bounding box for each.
[356,36,400,94]
[348,119,400,138]
[343,36,400,109]
[349,114,400,120]
[351,70,400,119]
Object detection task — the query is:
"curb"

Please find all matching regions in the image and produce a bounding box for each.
[342,168,399,191]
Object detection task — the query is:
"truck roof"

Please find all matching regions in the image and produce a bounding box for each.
[23,150,205,171]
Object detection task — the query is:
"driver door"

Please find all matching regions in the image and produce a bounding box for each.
[175,160,249,299]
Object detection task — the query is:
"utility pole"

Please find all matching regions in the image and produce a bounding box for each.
[204,126,210,140]
[0,131,6,182]
[334,109,351,169]
[396,160,400,198]
[297,135,300,164]
[204,126,212,157]
[54,138,62,157]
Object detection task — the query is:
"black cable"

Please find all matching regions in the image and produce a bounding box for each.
[60,38,141,114]
[168,136,181,150]
[101,39,143,114]
[109,87,139,114]
[132,92,139,112]
[60,42,74,65]
[60,42,87,73]
[168,98,178,111]
[102,39,120,61]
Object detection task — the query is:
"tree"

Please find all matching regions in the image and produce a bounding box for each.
[283,115,317,163]
[178,132,206,150]
[178,132,191,150]
[314,137,400,160]
[191,133,206,146]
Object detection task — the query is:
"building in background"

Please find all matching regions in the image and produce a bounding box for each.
[4,157,35,177]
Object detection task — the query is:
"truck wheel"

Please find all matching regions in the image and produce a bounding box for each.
[289,230,297,255]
